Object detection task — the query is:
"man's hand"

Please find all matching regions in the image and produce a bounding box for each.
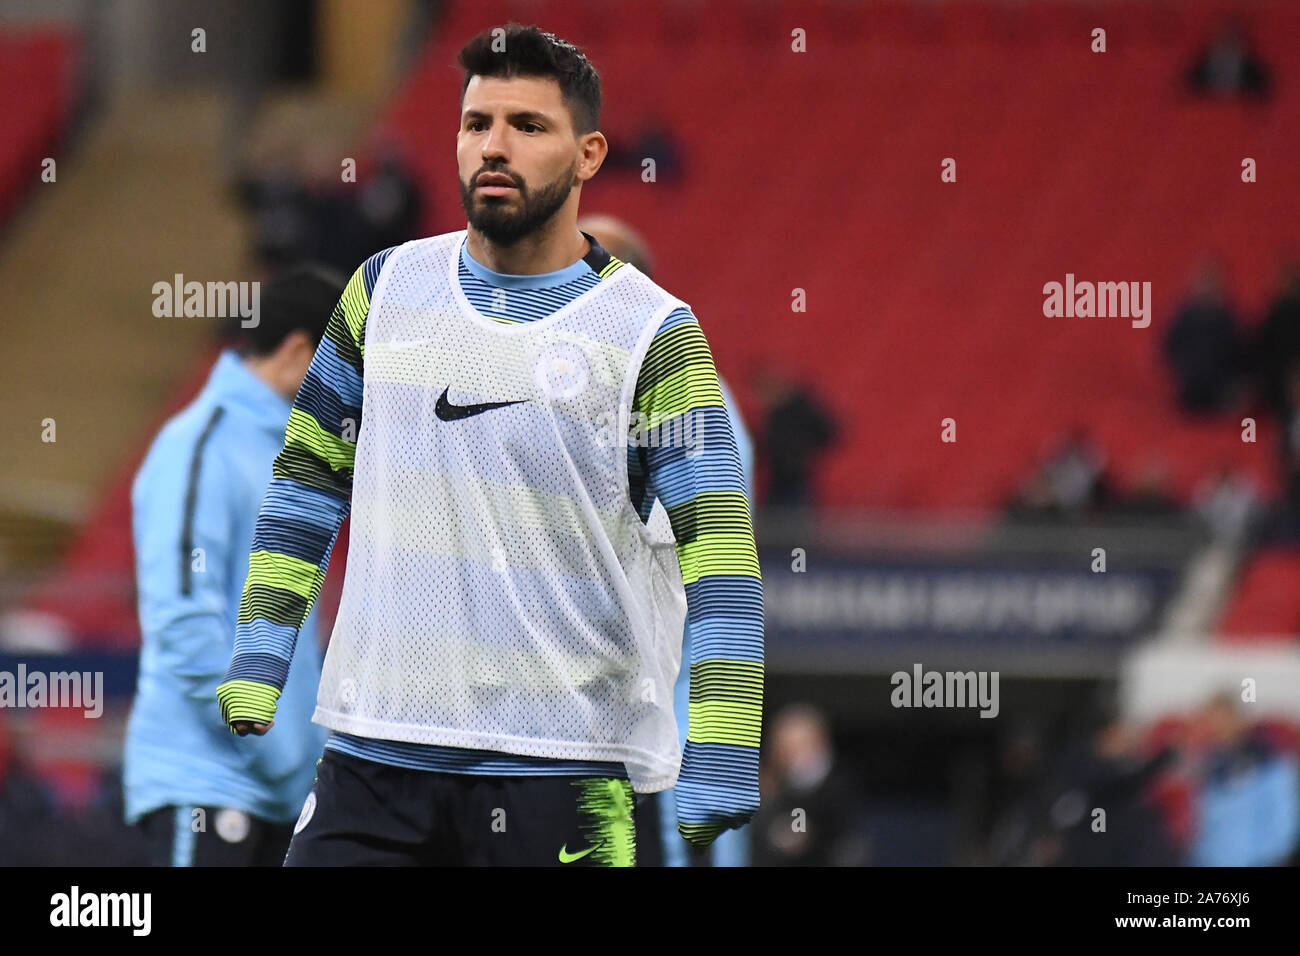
[216,678,281,734]
[674,745,760,850]
[231,720,275,736]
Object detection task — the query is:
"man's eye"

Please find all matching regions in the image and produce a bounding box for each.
[521,123,540,133]
[468,121,485,132]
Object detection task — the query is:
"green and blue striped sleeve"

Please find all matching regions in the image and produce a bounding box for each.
[216,249,391,728]
[630,307,765,847]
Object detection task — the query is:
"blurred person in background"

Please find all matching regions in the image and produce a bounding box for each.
[1003,469,1062,523]
[602,117,685,182]
[1185,19,1272,102]
[25,709,147,865]
[0,713,58,865]
[123,266,344,866]
[1192,464,1261,543]
[1005,428,1116,523]
[1250,257,1300,421]
[239,137,316,271]
[1188,692,1300,867]
[1163,261,1245,416]
[1044,718,1180,866]
[989,707,1180,866]
[303,141,424,276]
[751,703,867,866]
[353,145,423,261]
[1113,455,1180,519]
[1268,364,1300,542]
[756,369,838,509]
[1043,430,1115,515]
[983,722,1048,865]
[240,138,422,276]
[578,212,756,867]
[299,138,370,276]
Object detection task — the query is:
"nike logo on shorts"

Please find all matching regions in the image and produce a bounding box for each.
[558,842,602,863]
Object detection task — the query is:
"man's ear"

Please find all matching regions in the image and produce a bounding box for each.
[269,330,316,388]
[282,329,316,363]
[577,131,608,182]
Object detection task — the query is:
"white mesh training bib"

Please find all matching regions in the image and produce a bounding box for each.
[315,230,689,792]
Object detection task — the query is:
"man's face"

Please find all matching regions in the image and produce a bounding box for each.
[457,74,580,245]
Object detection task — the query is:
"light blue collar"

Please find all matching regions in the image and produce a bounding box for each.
[460,236,592,288]
[203,349,293,430]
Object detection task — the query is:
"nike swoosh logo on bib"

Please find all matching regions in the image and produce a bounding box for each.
[434,387,526,421]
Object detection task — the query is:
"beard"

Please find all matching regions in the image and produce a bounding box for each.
[459,160,577,245]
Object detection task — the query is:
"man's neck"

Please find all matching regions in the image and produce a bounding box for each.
[242,355,292,404]
[465,220,589,275]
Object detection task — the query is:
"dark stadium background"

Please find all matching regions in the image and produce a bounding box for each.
[1,0,1298,866]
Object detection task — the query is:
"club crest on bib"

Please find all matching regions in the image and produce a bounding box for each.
[534,343,590,401]
[337,677,358,711]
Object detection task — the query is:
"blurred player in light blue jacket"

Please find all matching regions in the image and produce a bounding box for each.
[124,267,343,865]
[580,216,756,866]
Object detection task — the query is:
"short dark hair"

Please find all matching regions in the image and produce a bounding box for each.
[457,23,602,135]
[237,264,346,357]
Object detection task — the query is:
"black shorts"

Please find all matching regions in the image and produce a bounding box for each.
[284,748,660,866]
[137,805,295,867]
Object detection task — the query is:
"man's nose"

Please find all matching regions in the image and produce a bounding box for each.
[482,123,509,160]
